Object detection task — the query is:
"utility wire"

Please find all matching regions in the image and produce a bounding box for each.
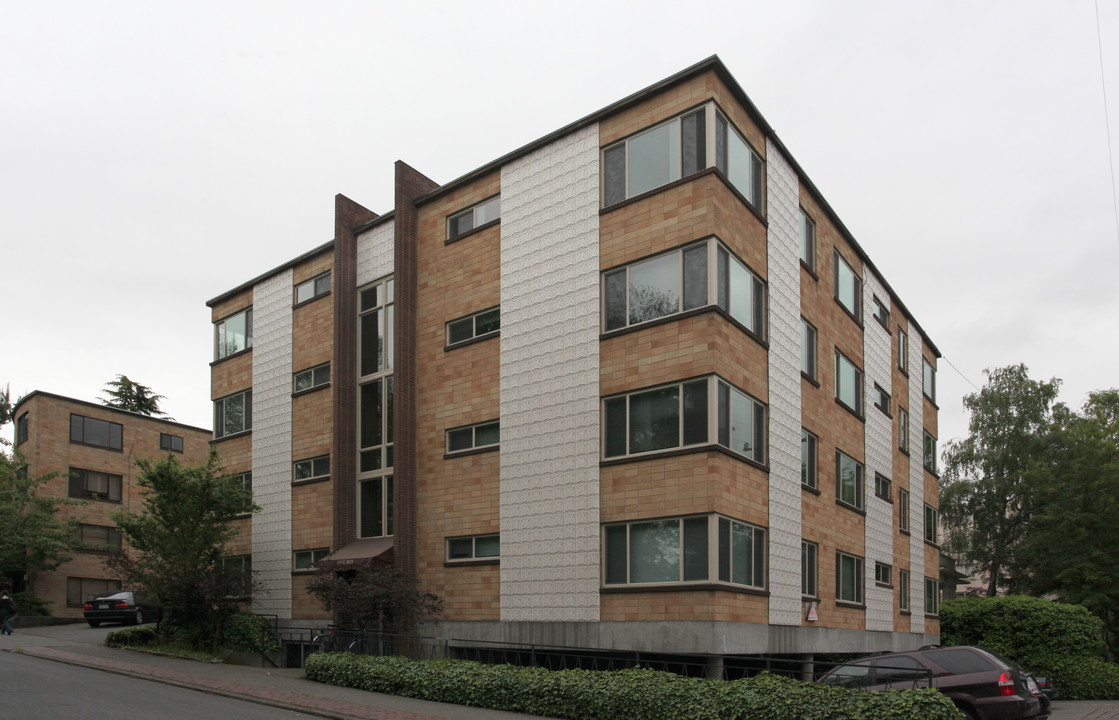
[941,355,981,393]
[1096,0,1119,247]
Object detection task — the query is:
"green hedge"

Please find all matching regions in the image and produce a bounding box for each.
[223,613,280,653]
[304,653,960,720]
[940,595,1119,699]
[105,626,158,648]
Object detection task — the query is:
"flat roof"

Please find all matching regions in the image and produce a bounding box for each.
[12,390,211,434]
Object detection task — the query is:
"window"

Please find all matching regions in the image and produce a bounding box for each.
[69,468,123,502]
[233,472,252,517]
[295,271,331,305]
[604,376,765,463]
[67,577,120,606]
[801,318,817,380]
[604,514,766,589]
[447,307,500,345]
[16,412,28,445]
[924,431,938,473]
[802,540,818,597]
[799,209,815,271]
[925,577,940,615]
[294,363,330,393]
[360,475,393,538]
[222,555,252,597]
[899,569,910,611]
[835,450,865,511]
[834,351,864,416]
[874,473,891,501]
[70,414,123,450]
[215,307,252,360]
[76,524,122,554]
[214,389,252,439]
[447,534,500,562]
[360,277,394,475]
[875,561,892,587]
[897,328,909,374]
[925,504,939,545]
[714,110,764,207]
[899,488,910,533]
[447,196,501,240]
[360,377,393,473]
[836,551,864,604]
[872,295,890,329]
[873,384,890,414]
[899,407,910,452]
[604,108,705,206]
[360,278,394,377]
[603,238,764,337]
[293,455,330,483]
[833,251,862,321]
[446,421,499,454]
[801,429,818,489]
[293,548,329,572]
[159,433,183,453]
[923,358,936,403]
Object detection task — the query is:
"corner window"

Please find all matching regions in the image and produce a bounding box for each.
[214,390,252,439]
[802,540,818,597]
[898,328,909,373]
[604,109,704,206]
[603,514,765,589]
[899,488,911,533]
[76,524,122,554]
[70,414,123,451]
[294,363,330,393]
[293,455,330,483]
[359,475,393,538]
[293,548,329,572]
[215,307,252,360]
[873,384,890,414]
[16,412,28,445]
[925,577,940,615]
[875,561,892,587]
[835,351,864,416]
[159,433,183,453]
[447,196,501,240]
[801,318,817,380]
[714,110,763,208]
[899,569,910,611]
[836,450,865,511]
[69,468,123,502]
[923,358,936,403]
[924,431,938,473]
[801,429,818,489]
[604,376,765,463]
[833,251,862,322]
[222,555,252,597]
[874,473,891,501]
[294,271,331,305]
[446,421,500,454]
[836,551,864,604]
[872,295,890,329]
[899,407,910,452]
[447,307,500,346]
[799,209,815,271]
[67,577,121,607]
[447,534,500,562]
[924,504,939,545]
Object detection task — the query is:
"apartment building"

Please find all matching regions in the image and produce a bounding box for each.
[208,56,941,659]
[9,391,211,617]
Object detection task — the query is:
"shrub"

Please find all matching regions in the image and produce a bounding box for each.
[12,592,50,617]
[304,654,961,720]
[223,613,280,653]
[105,626,158,648]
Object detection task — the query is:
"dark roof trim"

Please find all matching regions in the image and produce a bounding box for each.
[352,209,395,237]
[12,390,212,434]
[206,239,335,308]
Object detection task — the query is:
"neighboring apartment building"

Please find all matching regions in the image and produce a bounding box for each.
[208,56,942,660]
[9,391,211,617]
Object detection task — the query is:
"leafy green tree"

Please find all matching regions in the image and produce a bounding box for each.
[306,566,443,631]
[0,439,82,591]
[107,453,256,639]
[939,364,1060,596]
[0,384,13,427]
[100,375,172,419]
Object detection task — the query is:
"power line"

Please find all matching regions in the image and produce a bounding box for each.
[1096,0,1119,248]
[941,355,982,393]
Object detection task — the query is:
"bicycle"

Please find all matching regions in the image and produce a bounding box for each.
[311,628,358,654]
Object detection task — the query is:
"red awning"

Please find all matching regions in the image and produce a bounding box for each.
[318,537,394,571]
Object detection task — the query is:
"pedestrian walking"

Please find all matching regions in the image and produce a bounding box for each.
[0,588,17,635]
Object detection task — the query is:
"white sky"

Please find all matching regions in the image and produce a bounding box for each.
[2,1,1117,456]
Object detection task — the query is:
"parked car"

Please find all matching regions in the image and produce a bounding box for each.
[83,591,161,627]
[818,645,1047,720]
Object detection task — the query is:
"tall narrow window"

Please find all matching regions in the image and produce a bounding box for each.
[801,318,817,380]
[801,429,818,489]
[835,351,864,416]
[924,504,939,545]
[359,475,394,538]
[924,431,938,473]
[834,251,862,321]
[359,277,394,476]
[16,412,28,445]
[899,488,910,533]
[923,358,937,403]
[836,551,864,604]
[899,569,911,611]
[899,407,910,452]
[714,110,763,208]
[802,540,818,597]
[925,577,940,615]
[799,209,815,271]
[897,327,909,373]
[836,451,865,511]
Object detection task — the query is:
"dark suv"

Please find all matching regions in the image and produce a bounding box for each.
[818,646,1046,720]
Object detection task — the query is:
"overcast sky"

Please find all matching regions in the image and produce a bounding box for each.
[2,1,1117,456]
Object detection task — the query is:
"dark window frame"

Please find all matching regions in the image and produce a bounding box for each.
[214,307,253,361]
[293,455,330,484]
[874,472,892,502]
[214,389,252,439]
[445,420,500,455]
[159,433,183,453]
[802,539,818,597]
[293,548,329,573]
[446,534,501,563]
[835,450,865,512]
[801,428,818,490]
[447,195,501,241]
[446,306,501,347]
[294,271,332,306]
[69,467,123,503]
[835,550,865,605]
[69,413,123,451]
[833,250,863,323]
[294,363,331,394]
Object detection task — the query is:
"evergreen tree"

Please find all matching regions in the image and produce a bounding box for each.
[100,375,172,419]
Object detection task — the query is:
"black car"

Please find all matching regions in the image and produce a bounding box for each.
[818,645,1046,720]
[83,591,161,627]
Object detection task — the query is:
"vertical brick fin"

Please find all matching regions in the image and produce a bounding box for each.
[332,195,378,553]
[908,318,925,633]
[764,140,804,626]
[251,269,294,618]
[393,162,439,582]
[863,269,894,631]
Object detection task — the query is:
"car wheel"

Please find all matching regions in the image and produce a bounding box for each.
[955,705,979,720]
[87,620,101,628]
[133,609,143,625]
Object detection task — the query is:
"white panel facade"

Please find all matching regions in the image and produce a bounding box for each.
[862,269,894,631]
[499,123,601,622]
[356,220,395,287]
[765,140,803,626]
[908,318,926,633]
[251,269,294,618]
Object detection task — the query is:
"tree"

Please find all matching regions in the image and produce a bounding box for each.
[100,375,172,419]
[0,439,81,591]
[305,566,443,631]
[0,384,13,427]
[107,453,256,638]
[939,364,1060,596]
